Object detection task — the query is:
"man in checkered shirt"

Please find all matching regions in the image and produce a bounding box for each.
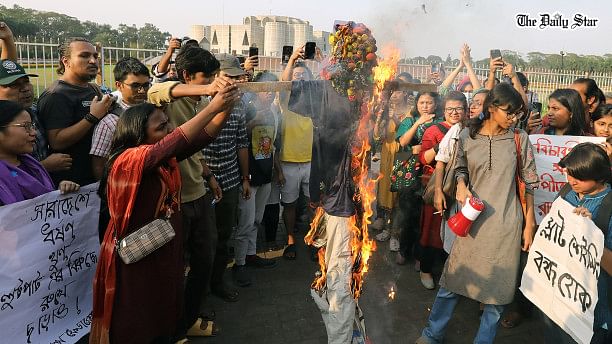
[202,53,251,303]
[89,57,150,179]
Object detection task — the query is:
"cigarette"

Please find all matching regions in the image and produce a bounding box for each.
[433,210,443,215]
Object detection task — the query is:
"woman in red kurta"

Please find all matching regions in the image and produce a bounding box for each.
[90,83,238,344]
[417,91,467,289]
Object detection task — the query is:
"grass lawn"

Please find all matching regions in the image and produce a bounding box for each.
[24,64,135,97]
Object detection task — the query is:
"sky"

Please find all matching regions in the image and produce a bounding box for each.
[3,0,610,59]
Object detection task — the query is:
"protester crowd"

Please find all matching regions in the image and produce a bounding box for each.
[1,19,611,344]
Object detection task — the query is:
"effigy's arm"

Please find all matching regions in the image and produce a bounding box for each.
[237,80,436,93]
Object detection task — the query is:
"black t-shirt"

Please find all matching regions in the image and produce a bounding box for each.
[289,80,359,217]
[38,80,99,185]
[245,106,278,186]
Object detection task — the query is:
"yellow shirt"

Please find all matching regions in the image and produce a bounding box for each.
[279,93,313,162]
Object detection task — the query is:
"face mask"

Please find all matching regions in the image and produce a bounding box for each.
[463,92,473,103]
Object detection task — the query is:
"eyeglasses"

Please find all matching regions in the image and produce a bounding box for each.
[1,121,36,132]
[121,82,151,91]
[444,107,465,113]
[495,105,525,120]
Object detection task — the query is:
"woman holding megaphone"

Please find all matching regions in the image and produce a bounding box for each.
[416,83,539,344]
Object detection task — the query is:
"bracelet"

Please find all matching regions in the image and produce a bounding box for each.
[84,113,100,125]
[242,175,251,182]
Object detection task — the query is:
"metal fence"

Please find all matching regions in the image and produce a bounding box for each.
[13,40,612,101]
[14,39,165,96]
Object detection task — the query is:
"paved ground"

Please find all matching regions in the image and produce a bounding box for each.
[190,227,544,344]
[191,159,545,344]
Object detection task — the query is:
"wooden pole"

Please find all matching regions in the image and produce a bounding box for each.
[236,80,437,93]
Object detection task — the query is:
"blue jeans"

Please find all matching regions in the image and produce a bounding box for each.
[421,287,505,344]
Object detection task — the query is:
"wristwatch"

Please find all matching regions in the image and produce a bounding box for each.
[84,113,100,124]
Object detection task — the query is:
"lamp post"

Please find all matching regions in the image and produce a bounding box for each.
[560,50,566,70]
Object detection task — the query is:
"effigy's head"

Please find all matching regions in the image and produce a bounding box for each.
[322,21,378,102]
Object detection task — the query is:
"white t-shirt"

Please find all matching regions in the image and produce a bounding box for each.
[435,123,462,163]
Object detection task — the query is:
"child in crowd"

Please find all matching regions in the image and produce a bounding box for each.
[541,142,612,344]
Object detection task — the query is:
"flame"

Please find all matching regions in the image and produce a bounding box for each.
[388,286,396,301]
[306,207,327,290]
[372,45,401,95]
[305,44,400,299]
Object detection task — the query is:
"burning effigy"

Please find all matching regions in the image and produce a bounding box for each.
[286,21,399,343]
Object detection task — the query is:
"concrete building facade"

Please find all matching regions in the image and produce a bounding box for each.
[195,16,330,57]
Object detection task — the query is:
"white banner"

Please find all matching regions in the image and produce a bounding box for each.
[0,183,100,344]
[529,134,605,224]
[520,198,604,344]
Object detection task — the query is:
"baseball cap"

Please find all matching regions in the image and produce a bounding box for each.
[214,53,247,77]
[0,60,38,86]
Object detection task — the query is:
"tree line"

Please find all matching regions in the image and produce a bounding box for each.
[0,4,170,49]
[404,49,612,73]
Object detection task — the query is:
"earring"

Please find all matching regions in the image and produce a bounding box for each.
[478,112,485,120]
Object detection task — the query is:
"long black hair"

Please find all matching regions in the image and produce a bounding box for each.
[469,83,525,138]
[559,142,611,184]
[548,88,587,136]
[98,103,158,198]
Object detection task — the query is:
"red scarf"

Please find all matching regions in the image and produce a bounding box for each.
[90,145,181,344]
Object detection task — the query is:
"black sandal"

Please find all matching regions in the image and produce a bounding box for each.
[283,244,297,260]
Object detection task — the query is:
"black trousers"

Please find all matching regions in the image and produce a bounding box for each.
[209,186,239,291]
[263,203,280,242]
[395,188,422,259]
[176,193,218,338]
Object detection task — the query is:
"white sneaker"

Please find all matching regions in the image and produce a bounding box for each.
[370,218,385,231]
[375,229,390,242]
[420,272,435,290]
[389,237,400,252]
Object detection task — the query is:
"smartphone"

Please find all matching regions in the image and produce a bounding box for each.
[282,46,293,64]
[532,102,542,119]
[533,102,542,114]
[249,47,259,57]
[490,49,502,60]
[431,63,439,73]
[305,42,316,60]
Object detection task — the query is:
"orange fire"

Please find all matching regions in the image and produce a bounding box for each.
[305,45,400,299]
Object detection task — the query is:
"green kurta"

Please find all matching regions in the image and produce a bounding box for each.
[439,128,538,305]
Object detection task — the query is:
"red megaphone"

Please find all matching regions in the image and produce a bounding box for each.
[447,197,485,237]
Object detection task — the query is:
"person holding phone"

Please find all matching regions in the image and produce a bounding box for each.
[485,50,528,109]
[278,45,314,260]
[242,46,259,80]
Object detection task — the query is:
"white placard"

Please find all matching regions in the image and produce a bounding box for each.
[0,183,100,344]
[529,134,604,224]
[520,198,604,344]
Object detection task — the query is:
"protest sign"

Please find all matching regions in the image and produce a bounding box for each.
[0,183,100,344]
[529,135,605,223]
[520,198,604,344]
